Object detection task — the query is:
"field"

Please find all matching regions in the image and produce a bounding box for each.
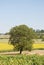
[0,43,13,51]
[0,43,44,51]
[0,39,14,51]
[33,43,44,49]
[0,37,44,65]
[0,39,44,51]
[0,55,44,65]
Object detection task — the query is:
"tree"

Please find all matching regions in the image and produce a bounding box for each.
[9,25,36,54]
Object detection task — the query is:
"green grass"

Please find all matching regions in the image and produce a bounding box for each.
[0,55,44,65]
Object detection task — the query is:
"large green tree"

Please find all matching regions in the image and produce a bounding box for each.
[9,25,36,54]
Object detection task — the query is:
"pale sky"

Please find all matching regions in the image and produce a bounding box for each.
[0,0,44,33]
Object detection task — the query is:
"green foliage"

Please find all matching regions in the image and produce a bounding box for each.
[36,29,44,39]
[0,55,44,65]
[9,25,36,53]
[42,36,44,41]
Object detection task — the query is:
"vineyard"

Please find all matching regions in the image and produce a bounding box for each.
[0,55,44,65]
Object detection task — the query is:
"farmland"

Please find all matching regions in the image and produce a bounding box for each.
[0,35,44,51]
[0,55,44,65]
[0,43,13,51]
[0,43,44,51]
[33,43,44,49]
[0,38,44,51]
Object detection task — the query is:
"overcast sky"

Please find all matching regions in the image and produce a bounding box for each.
[0,0,44,33]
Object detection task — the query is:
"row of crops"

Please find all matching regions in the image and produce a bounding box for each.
[0,55,44,65]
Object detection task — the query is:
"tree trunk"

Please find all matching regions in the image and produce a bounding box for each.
[20,48,23,54]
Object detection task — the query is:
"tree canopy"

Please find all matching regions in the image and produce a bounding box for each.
[9,25,36,54]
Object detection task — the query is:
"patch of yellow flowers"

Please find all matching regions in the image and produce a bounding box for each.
[0,43,44,51]
[0,43,13,51]
[33,43,44,49]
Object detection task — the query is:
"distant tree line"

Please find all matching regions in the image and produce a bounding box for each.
[36,30,44,41]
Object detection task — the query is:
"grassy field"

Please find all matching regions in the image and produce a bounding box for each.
[0,55,44,65]
[0,43,44,51]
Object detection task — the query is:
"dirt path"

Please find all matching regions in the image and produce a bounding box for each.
[0,50,44,55]
[22,50,44,55]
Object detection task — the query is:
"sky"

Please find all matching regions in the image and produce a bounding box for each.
[0,0,44,33]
